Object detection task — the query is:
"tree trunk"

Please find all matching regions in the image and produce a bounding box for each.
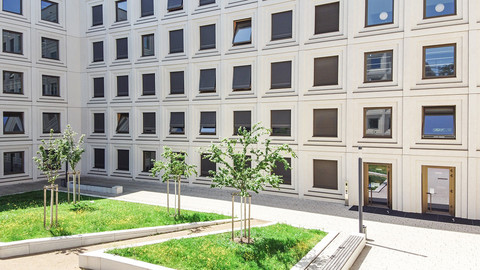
[177,176,181,216]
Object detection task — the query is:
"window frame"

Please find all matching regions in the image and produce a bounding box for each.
[423,0,456,19]
[93,113,105,134]
[93,77,104,98]
[116,75,129,97]
[422,44,456,80]
[142,73,155,96]
[40,0,58,24]
[199,24,216,51]
[200,153,216,177]
[2,0,23,15]
[270,110,291,137]
[141,0,154,17]
[232,19,252,46]
[199,0,215,6]
[42,112,61,134]
[313,159,338,190]
[314,2,340,35]
[199,111,216,135]
[41,37,59,60]
[364,49,393,83]
[142,112,156,134]
[93,148,105,169]
[142,151,155,172]
[116,113,129,134]
[364,0,394,28]
[313,56,339,87]
[363,107,393,138]
[271,10,293,41]
[422,105,456,139]
[199,68,216,93]
[92,41,104,62]
[92,4,103,26]
[233,110,251,135]
[170,112,185,135]
[167,0,183,12]
[3,111,24,134]
[115,0,127,22]
[3,70,23,94]
[313,108,338,138]
[116,37,128,60]
[42,75,60,97]
[232,65,252,91]
[270,60,292,89]
[141,34,155,57]
[169,29,184,54]
[117,149,129,171]
[273,158,291,185]
[3,151,24,175]
[2,29,23,55]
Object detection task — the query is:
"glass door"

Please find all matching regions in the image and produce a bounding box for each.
[363,163,392,208]
[422,166,455,216]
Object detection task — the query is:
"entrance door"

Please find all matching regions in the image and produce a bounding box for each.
[422,166,455,216]
[363,163,392,208]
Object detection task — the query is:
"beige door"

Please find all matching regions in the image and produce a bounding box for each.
[363,163,392,208]
[422,166,455,216]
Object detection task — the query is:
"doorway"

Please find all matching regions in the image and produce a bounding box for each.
[363,163,392,208]
[422,166,455,216]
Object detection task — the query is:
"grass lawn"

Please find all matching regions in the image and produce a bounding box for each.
[0,191,229,242]
[108,223,327,270]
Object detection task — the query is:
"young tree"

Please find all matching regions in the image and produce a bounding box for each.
[61,125,85,203]
[150,147,197,216]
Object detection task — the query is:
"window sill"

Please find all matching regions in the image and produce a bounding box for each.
[136,96,159,103]
[112,134,132,140]
[134,16,158,25]
[305,32,346,45]
[36,20,65,31]
[164,94,188,102]
[263,39,298,50]
[38,97,66,103]
[87,62,107,69]
[37,58,66,68]
[111,171,132,178]
[193,93,220,101]
[226,90,256,99]
[110,21,130,30]
[111,59,131,67]
[226,0,257,8]
[163,53,188,62]
[413,15,466,31]
[111,97,132,103]
[305,86,344,96]
[88,98,107,105]
[193,136,220,143]
[307,138,342,143]
[137,134,159,140]
[162,10,187,21]
[193,49,220,59]
[412,77,466,90]
[89,169,107,176]
[0,11,29,23]
[164,135,188,142]
[86,25,106,34]
[356,24,402,37]
[135,56,158,65]
[192,4,220,15]
[88,134,107,140]
[226,45,256,55]
[0,52,30,62]
[262,89,296,98]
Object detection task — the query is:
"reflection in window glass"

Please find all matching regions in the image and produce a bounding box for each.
[423,106,455,138]
[424,45,455,78]
[42,112,60,133]
[143,151,155,172]
[366,0,393,26]
[41,0,58,23]
[170,112,185,134]
[364,108,392,138]
[425,0,455,18]
[3,0,22,14]
[2,30,22,54]
[167,0,183,12]
[365,51,393,82]
[3,112,24,134]
[199,68,216,93]
[92,5,103,26]
[116,113,129,133]
[233,111,251,135]
[200,111,216,135]
[41,37,59,60]
[116,0,127,22]
[42,75,60,96]
[271,110,291,137]
[4,151,24,175]
[3,71,23,94]
[142,34,154,57]
[233,19,251,45]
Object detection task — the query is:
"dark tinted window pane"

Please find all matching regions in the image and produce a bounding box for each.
[142,34,154,57]
[143,151,155,172]
[170,112,185,134]
[271,61,291,89]
[143,112,156,134]
[92,5,103,26]
[232,65,251,91]
[233,19,251,45]
[94,148,105,169]
[315,2,339,34]
[200,0,215,6]
[42,75,60,96]
[200,24,215,50]
[41,37,59,60]
[366,0,393,26]
[365,51,393,82]
[314,56,338,86]
[116,0,127,22]
[93,41,104,62]
[2,30,22,54]
[142,73,155,95]
[200,111,216,135]
[167,0,183,11]
[117,75,128,96]
[41,0,58,23]
[116,38,128,59]
[141,0,154,17]
[93,113,104,133]
[170,71,184,94]
[314,109,337,137]
[313,160,338,189]
[201,153,216,177]
[3,71,23,94]
[424,45,455,78]
[364,108,392,138]
[425,0,455,18]
[116,113,129,133]
[169,29,184,54]
[233,111,251,135]
[423,106,455,138]
[93,77,104,98]
[199,68,216,93]
[273,158,291,185]
[117,149,129,171]
[42,113,60,133]
[3,0,22,14]
[4,151,24,175]
[3,112,24,134]
[272,11,292,41]
[271,110,291,136]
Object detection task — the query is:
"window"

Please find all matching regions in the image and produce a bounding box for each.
[116,38,128,59]
[200,24,215,50]
[93,77,104,98]
[170,71,184,95]
[365,50,393,82]
[92,4,103,26]
[271,61,292,89]
[142,34,154,57]
[93,41,104,62]
[199,68,216,93]
[2,30,22,54]
[3,71,23,94]
[199,0,215,6]
[143,151,155,172]
[117,75,128,96]
[167,0,182,12]
[200,111,216,135]
[4,151,24,175]
[170,112,185,134]
[366,0,393,27]
[42,112,60,133]
[142,73,155,96]
[116,0,127,22]
[422,106,455,139]
[117,149,129,171]
[41,37,59,60]
[315,2,339,35]
[271,11,292,41]
[93,113,104,133]
[116,113,129,134]
[314,56,338,86]
[313,160,338,190]
[273,158,291,185]
[141,0,154,17]
[271,110,291,136]
[169,29,183,54]
[233,19,251,46]
[3,112,24,134]
[94,148,105,169]
[232,65,251,91]
[314,109,338,137]
[200,153,216,177]
[364,107,392,138]
[143,112,155,134]
[423,44,456,79]
[424,0,455,18]
[41,0,58,23]
[233,111,251,135]
[2,0,22,14]
[42,75,60,96]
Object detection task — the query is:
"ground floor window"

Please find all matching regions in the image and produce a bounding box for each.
[4,151,24,175]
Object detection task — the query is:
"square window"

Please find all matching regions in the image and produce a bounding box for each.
[271,110,291,137]
[41,37,59,60]
[92,4,103,26]
[169,29,184,54]
[200,111,216,135]
[93,77,104,98]
[366,0,393,27]
[93,41,104,62]
[314,56,338,86]
[3,0,22,15]
[233,19,251,46]
[271,11,292,41]
[167,0,183,12]
[170,71,184,95]
[424,0,456,18]
[170,112,185,134]
[2,30,22,54]
[199,0,215,6]
[200,153,216,177]
[42,112,60,133]
[116,113,129,134]
[93,113,104,133]
[422,106,455,139]
[117,149,129,171]
[94,148,105,169]
[3,71,23,94]
[42,75,60,96]
[200,24,215,50]
[315,2,339,35]
[271,61,292,89]
[116,38,128,59]
[142,34,154,57]
[143,112,156,134]
[364,107,392,138]
[41,0,58,23]
[142,73,155,96]
[423,44,456,79]
[233,111,251,135]
[3,112,24,134]
[199,68,216,93]
[143,151,155,172]
[365,50,393,82]
[4,151,24,175]
[141,0,154,17]
[313,109,338,137]
[232,65,251,91]
[117,75,129,96]
[273,158,291,185]
[313,159,338,189]
[116,0,127,22]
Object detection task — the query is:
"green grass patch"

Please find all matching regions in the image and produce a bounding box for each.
[108,224,326,270]
[0,191,229,242]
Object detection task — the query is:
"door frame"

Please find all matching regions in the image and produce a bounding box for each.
[421,165,455,216]
[363,163,392,208]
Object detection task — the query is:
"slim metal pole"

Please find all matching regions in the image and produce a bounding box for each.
[358,154,363,234]
[167,178,170,213]
[43,187,47,228]
[178,177,181,216]
[231,194,235,241]
[248,196,251,242]
[55,185,58,225]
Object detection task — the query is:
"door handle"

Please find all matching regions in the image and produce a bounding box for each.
[450,189,453,193]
